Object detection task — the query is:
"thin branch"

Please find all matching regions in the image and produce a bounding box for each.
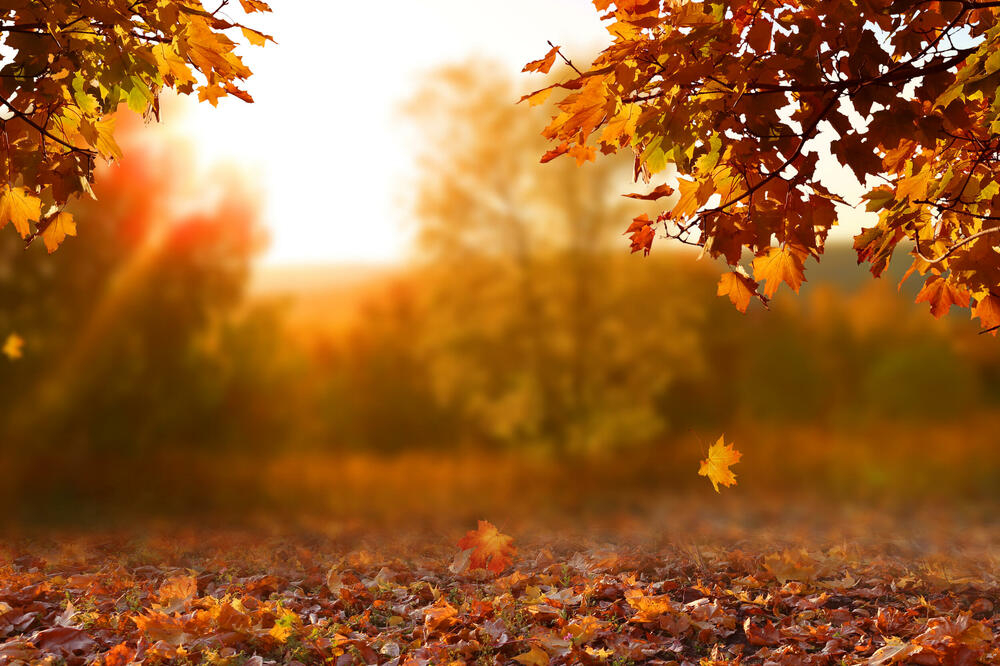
[0,93,93,156]
[548,40,583,77]
[912,225,1000,264]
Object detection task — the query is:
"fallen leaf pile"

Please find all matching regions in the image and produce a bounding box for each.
[0,527,995,665]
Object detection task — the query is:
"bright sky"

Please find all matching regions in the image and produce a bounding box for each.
[176,0,610,266]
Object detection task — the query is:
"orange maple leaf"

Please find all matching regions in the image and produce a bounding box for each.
[523,45,561,75]
[752,246,806,298]
[717,271,760,313]
[457,520,516,574]
[915,276,970,318]
[625,214,655,255]
[973,293,1000,334]
[698,436,742,493]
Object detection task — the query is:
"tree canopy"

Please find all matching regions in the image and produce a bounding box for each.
[0,0,270,252]
[529,0,1000,331]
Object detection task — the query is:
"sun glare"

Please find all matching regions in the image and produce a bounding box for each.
[173,0,609,267]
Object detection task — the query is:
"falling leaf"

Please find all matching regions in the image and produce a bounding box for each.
[3,333,23,361]
[698,436,742,492]
[456,520,516,574]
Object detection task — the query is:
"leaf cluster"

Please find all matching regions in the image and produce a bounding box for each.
[0,0,270,251]
[531,0,1000,328]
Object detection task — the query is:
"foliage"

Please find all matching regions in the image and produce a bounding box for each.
[406,64,702,454]
[0,0,270,250]
[0,526,996,665]
[531,0,1000,330]
[0,113,276,467]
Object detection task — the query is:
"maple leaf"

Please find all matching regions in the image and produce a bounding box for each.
[522,45,561,75]
[625,214,655,255]
[103,644,136,666]
[2,333,23,361]
[915,277,970,319]
[717,271,759,313]
[698,436,741,493]
[973,293,1000,334]
[513,645,550,666]
[0,187,42,238]
[423,598,459,634]
[41,212,77,254]
[456,520,516,574]
[153,575,197,613]
[752,246,806,298]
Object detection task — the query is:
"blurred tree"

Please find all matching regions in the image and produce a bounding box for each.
[405,63,705,454]
[0,112,281,513]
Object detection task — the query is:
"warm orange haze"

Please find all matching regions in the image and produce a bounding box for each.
[1,1,1000,665]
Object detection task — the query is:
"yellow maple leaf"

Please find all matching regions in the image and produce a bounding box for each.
[752,245,806,298]
[717,271,758,313]
[513,646,550,666]
[2,333,23,360]
[0,186,42,238]
[42,211,77,253]
[698,436,742,492]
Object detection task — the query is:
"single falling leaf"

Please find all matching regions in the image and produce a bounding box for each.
[698,436,742,492]
[41,212,77,253]
[456,520,516,574]
[3,333,23,360]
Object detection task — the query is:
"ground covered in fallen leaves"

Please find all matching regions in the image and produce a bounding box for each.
[0,508,998,666]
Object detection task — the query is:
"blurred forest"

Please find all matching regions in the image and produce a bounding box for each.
[2,64,1000,525]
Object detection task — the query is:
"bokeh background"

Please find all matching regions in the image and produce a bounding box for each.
[1,5,998,537]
